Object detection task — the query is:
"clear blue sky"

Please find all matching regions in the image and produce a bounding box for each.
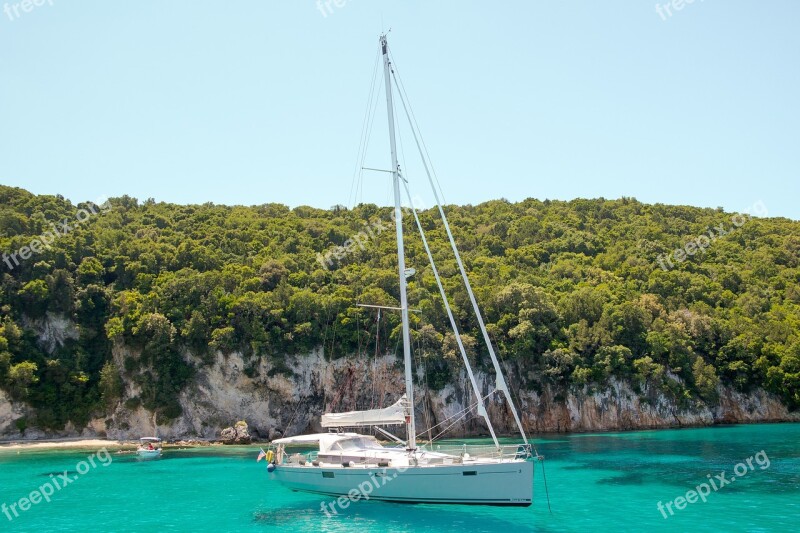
[1,1,798,219]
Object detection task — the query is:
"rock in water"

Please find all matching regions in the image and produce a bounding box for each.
[219,427,236,444]
[220,421,251,444]
[234,421,252,444]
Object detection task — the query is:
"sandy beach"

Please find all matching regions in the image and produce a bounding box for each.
[0,438,252,451]
[0,438,131,451]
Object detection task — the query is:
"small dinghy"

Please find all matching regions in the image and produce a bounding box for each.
[136,437,163,459]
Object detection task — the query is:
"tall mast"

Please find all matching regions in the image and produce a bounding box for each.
[381,34,416,451]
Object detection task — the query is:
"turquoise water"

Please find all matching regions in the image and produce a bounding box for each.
[1,423,798,532]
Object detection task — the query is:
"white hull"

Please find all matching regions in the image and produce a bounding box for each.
[264,35,540,511]
[137,449,162,459]
[270,460,533,506]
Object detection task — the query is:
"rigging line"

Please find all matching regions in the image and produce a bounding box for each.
[326,297,337,358]
[411,317,433,445]
[360,85,377,206]
[401,177,500,448]
[319,291,332,360]
[349,69,370,208]
[328,300,339,362]
[282,398,305,440]
[349,47,381,209]
[426,390,500,443]
[418,389,498,441]
[355,282,363,357]
[540,456,553,514]
[371,308,381,409]
[388,50,447,204]
[417,399,477,440]
[495,348,536,447]
[388,55,407,210]
[419,315,435,446]
[355,308,363,392]
[360,67,384,206]
[391,331,403,424]
[426,405,477,443]
[393,330,402,357]
[351,55,383,209]
[393,77,410,200]
[391,69,529,445]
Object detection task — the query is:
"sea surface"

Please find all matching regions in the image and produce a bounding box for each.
[1,423,798,532]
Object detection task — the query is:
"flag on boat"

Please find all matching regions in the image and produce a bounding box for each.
[256,448,266,462]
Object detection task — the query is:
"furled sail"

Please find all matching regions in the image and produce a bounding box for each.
[321,395,407,428]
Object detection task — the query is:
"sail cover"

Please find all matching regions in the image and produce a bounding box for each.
[321,395,407,428]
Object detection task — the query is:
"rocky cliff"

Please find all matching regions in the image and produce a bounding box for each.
[2,345,797,441]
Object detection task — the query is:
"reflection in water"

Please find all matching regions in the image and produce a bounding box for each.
[253,499,539,533]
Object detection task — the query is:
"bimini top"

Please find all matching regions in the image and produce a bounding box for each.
[271,433,383,453]
[139,437,162,442]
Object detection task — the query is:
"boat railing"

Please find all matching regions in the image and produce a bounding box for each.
[424,443,532,461]
[284,450,389,465]
[277,444,532,465]
[318,450,396,466]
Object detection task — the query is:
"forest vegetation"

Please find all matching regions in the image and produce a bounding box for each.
[1,184,798,430]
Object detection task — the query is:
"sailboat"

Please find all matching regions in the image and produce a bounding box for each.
[267,34,535,506]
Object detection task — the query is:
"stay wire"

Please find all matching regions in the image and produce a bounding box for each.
[418,388,498,441]
[349,47,381,209]
[411,316,433,446]
[371,308,381,409]
[391,43,553,514]
[541,456,553,514]
[388,50,447,204]
[424,389,500,443]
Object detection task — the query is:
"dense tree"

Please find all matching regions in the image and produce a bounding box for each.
[0,184,798,430]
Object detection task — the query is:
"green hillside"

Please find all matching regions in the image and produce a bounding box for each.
[1,184,798,430]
